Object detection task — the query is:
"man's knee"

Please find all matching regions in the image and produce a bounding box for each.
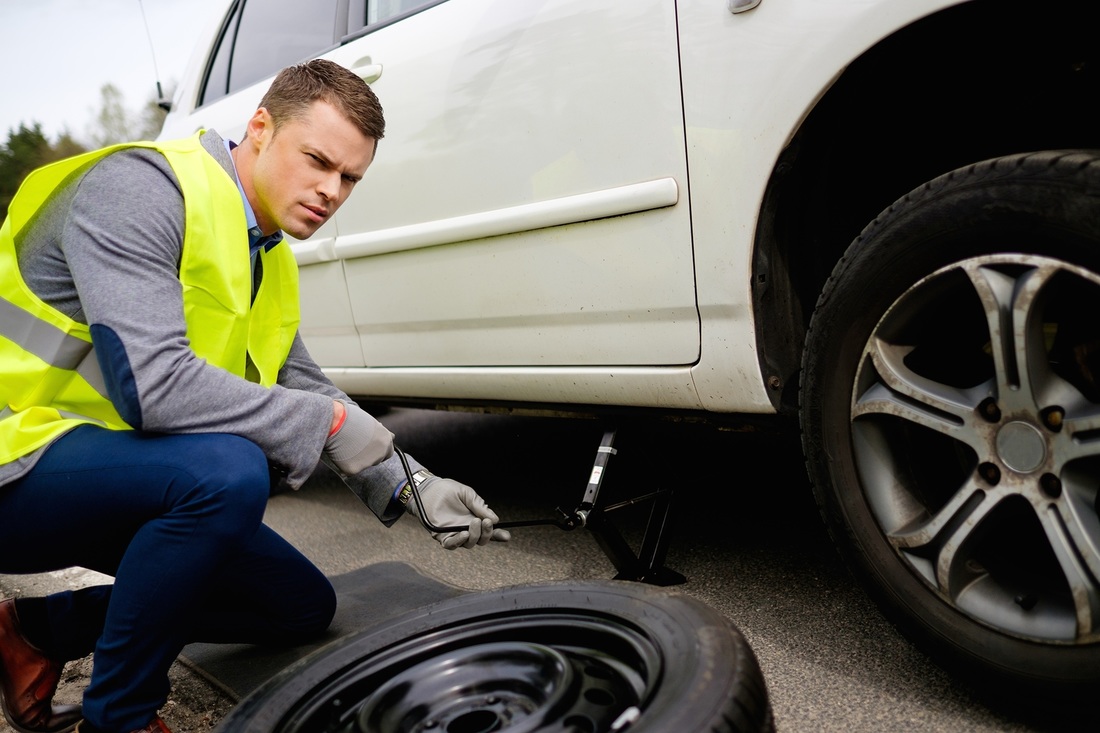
[281,576,337,643]
[174,435,270,532]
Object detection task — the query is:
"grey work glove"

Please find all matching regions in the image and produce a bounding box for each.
[324,402,394,475]
[408,476,512,550]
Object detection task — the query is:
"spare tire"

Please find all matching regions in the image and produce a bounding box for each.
[216,580,774,733]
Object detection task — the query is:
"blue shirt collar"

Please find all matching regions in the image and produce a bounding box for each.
[224,139,284,254]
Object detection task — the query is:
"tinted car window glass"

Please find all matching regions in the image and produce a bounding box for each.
[227,0,342,96]
[347,0,440,32]
[368,0,430,24]
[200,1,242,106]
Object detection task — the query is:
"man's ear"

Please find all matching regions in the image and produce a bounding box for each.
[244,107,273,149]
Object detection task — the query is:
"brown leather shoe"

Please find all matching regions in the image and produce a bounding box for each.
[0,599,82,733]
[133,718,171,733]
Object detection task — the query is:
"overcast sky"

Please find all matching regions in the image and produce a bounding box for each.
[1,0,228,143]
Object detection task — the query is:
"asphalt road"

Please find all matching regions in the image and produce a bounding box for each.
[265,407,1063,733]
[0,406,1082,732]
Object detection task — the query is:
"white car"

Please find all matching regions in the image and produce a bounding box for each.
[161,0,1100,708]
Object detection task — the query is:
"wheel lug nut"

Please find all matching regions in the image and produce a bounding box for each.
[1040,406,1065,432]
[1040,473,1062,498]
[979,462,1001,485]
[978,397,1001,422]
[1014,593,1038,610]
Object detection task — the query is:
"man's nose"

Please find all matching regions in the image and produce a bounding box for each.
[318,171,341,201]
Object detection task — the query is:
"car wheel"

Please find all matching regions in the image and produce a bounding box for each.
[800,150,1100,703]
[215,580,774,733]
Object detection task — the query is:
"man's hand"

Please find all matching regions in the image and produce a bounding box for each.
[324,401,394,475]
[408,476,512,550]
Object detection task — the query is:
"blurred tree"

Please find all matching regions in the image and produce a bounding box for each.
[85,82,171,146]
[2,82,170,221]
[137,93,169,141]
[0,123,89,222]
[50,131,88,162]
[87,83,133,147]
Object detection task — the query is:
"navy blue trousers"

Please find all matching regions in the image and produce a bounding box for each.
[0,426,336,732]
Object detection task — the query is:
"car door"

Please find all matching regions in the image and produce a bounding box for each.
[326,0,697,367]
[159,0,363,367]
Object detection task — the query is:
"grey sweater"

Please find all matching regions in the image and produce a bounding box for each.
[3,130,415,523]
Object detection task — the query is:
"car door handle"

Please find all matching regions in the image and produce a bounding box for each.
[352,63,382,84]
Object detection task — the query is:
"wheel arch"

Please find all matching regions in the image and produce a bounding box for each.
[751,0,1100,415]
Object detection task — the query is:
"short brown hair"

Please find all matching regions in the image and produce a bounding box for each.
[259,59,385,143]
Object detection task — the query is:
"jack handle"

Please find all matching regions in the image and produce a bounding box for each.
[395,446,585,534]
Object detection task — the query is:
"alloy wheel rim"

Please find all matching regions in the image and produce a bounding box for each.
[851,253,1100,644]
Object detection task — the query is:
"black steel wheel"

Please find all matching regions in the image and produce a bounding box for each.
[801,150,1100,708]
[215,580,773,733]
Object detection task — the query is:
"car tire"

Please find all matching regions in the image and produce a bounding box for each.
[215,580,774,733]
[800,149,1100,708]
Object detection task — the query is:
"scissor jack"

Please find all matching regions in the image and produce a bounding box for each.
[399,429,686,587]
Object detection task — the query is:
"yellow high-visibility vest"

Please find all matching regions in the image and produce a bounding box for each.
[0,133,300,464]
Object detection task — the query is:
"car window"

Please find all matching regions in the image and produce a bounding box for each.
[368,0,430,24]
[345,0,446,36]
[200,0,342,107]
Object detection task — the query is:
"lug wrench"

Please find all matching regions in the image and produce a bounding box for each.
[396,429,621,534]
[395,446,583,533]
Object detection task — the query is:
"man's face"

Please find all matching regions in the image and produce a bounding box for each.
[246,100,375,240]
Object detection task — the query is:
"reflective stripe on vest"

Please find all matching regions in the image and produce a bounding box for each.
[0,133,300,464]
[0,294,107,393]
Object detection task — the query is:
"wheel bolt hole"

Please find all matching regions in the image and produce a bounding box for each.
[1040,473,1062,498]
[1040,406,1065,432]
[584,687,616,706]
[562,715,596,733]
[978,462,1001,485]
[978,398,1001,422]
[446,710,501,733]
